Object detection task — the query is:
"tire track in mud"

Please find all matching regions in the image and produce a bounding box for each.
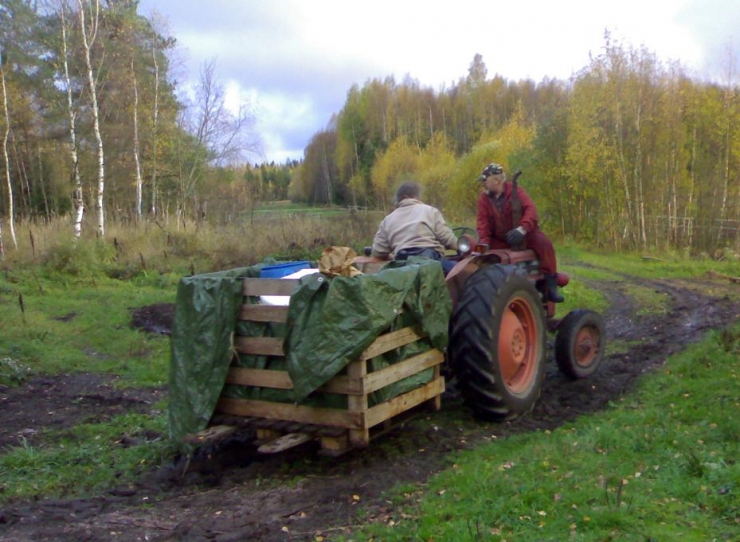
[2,271,740,541]
[535,271,740,426]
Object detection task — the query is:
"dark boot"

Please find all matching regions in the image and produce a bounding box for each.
[545,273,564,303]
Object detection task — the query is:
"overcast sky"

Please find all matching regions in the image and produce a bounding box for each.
[137,0,739,165]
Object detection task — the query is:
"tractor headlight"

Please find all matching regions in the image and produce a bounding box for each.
[458,236,471,254]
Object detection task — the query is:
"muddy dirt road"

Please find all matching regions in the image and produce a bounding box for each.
[1,270,739,541]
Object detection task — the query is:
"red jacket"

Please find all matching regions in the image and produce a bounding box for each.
[476,182,540,247]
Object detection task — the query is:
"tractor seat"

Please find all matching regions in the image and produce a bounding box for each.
[491,248,569,287]
[497,249,538,265]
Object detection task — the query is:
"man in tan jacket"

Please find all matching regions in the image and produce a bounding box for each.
[371,181,458,275]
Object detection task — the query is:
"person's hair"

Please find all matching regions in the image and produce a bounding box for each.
[394,181,421,204]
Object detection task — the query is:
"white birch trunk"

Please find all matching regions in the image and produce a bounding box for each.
[1,59,18,250]
[717,87,732,246]
[149,45,160,216]
[717,52,736,247]
[131,58,143,220]
[78,0,105,237]
[60,2,85,238]
[321,140,332,204]
[634,99,646,247]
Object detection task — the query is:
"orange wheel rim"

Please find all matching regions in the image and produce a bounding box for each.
[574,326,600,366]
[498,296,541,394]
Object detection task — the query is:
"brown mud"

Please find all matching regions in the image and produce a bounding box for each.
[1,270,739,541]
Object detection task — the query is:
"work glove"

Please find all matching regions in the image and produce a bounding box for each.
[505,227,526,246]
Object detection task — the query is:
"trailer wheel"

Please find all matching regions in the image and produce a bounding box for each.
[448,264,547,421]
[555,309,605,379]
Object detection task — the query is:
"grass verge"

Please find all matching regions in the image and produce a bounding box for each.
[348,326,740,541]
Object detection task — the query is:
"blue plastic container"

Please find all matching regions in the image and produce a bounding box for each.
[260,261,311,279]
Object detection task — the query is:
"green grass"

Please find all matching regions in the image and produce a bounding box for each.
[348,327,740,541]
[627,283,672,317]
[0,412,174,499]
[0,262,177,499]
[2,216,740,540]
[0,267,176,383]
[558,242,740,280]
[249,202,368,216]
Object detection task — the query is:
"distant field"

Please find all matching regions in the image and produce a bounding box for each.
[248,201,373,217]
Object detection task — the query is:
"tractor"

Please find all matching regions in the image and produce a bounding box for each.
[443,230,605,420]
[356,227,606,423]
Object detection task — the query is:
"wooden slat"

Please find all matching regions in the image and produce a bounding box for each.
[364,377,445,429]
[183,424,237,444]
[430,362,442,411]
[318,434,350,456]
[226,349,443,395]
[359,327,425,361]
[240,304,289,323]
[233,329,423,365]
[258,432,313,453]
[347,358,369,447]
[226,366,365,395]
[215,397,362,429]
[226,367,293,389]
[243,278,300,297]
[363,349,444,394]
[234,336,284,356]
[316,375,361,394]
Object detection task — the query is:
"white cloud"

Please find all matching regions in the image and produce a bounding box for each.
[139,0,732,163]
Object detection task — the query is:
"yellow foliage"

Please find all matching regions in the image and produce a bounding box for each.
[417,133,456,210]
[478,103,536,165]
[370,138,420,209]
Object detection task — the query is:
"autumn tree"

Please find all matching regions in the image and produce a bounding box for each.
[416,132,455,211]
[301,128,338,205]
[175,59,261,224]
[370,137,420,210]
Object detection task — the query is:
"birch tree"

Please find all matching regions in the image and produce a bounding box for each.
[131,56,143,219]
[0,49,17,250]
[149,35,160,216]
[77,0,105,236]
[714,47,740,248]
[57,1,84,238]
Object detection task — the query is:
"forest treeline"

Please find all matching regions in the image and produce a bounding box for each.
[1,0,739,255]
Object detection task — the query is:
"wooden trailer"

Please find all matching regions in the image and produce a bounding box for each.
[184,274,446,456]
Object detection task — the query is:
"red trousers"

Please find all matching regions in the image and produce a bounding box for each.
[487,230,557,275]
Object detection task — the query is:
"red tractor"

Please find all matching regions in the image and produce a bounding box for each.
[358,229,605,422]
[443,229,605,420]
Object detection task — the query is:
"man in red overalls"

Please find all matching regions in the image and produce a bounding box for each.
[476,163,564,303]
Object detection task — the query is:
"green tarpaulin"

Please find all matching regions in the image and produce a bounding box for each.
[168,259,451,443]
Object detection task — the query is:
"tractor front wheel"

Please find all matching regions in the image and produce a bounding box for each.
[448,264,547,421]
[554,309,605,379]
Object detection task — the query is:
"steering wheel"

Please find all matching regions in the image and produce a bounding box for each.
[452,227,479,243]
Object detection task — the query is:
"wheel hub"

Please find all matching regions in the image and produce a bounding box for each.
[509,327,526,363]
[575,327,598,365]
[499,303,533,390]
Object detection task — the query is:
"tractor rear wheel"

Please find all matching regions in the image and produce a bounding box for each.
[449,264,547,421]
[555,309,605,379]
